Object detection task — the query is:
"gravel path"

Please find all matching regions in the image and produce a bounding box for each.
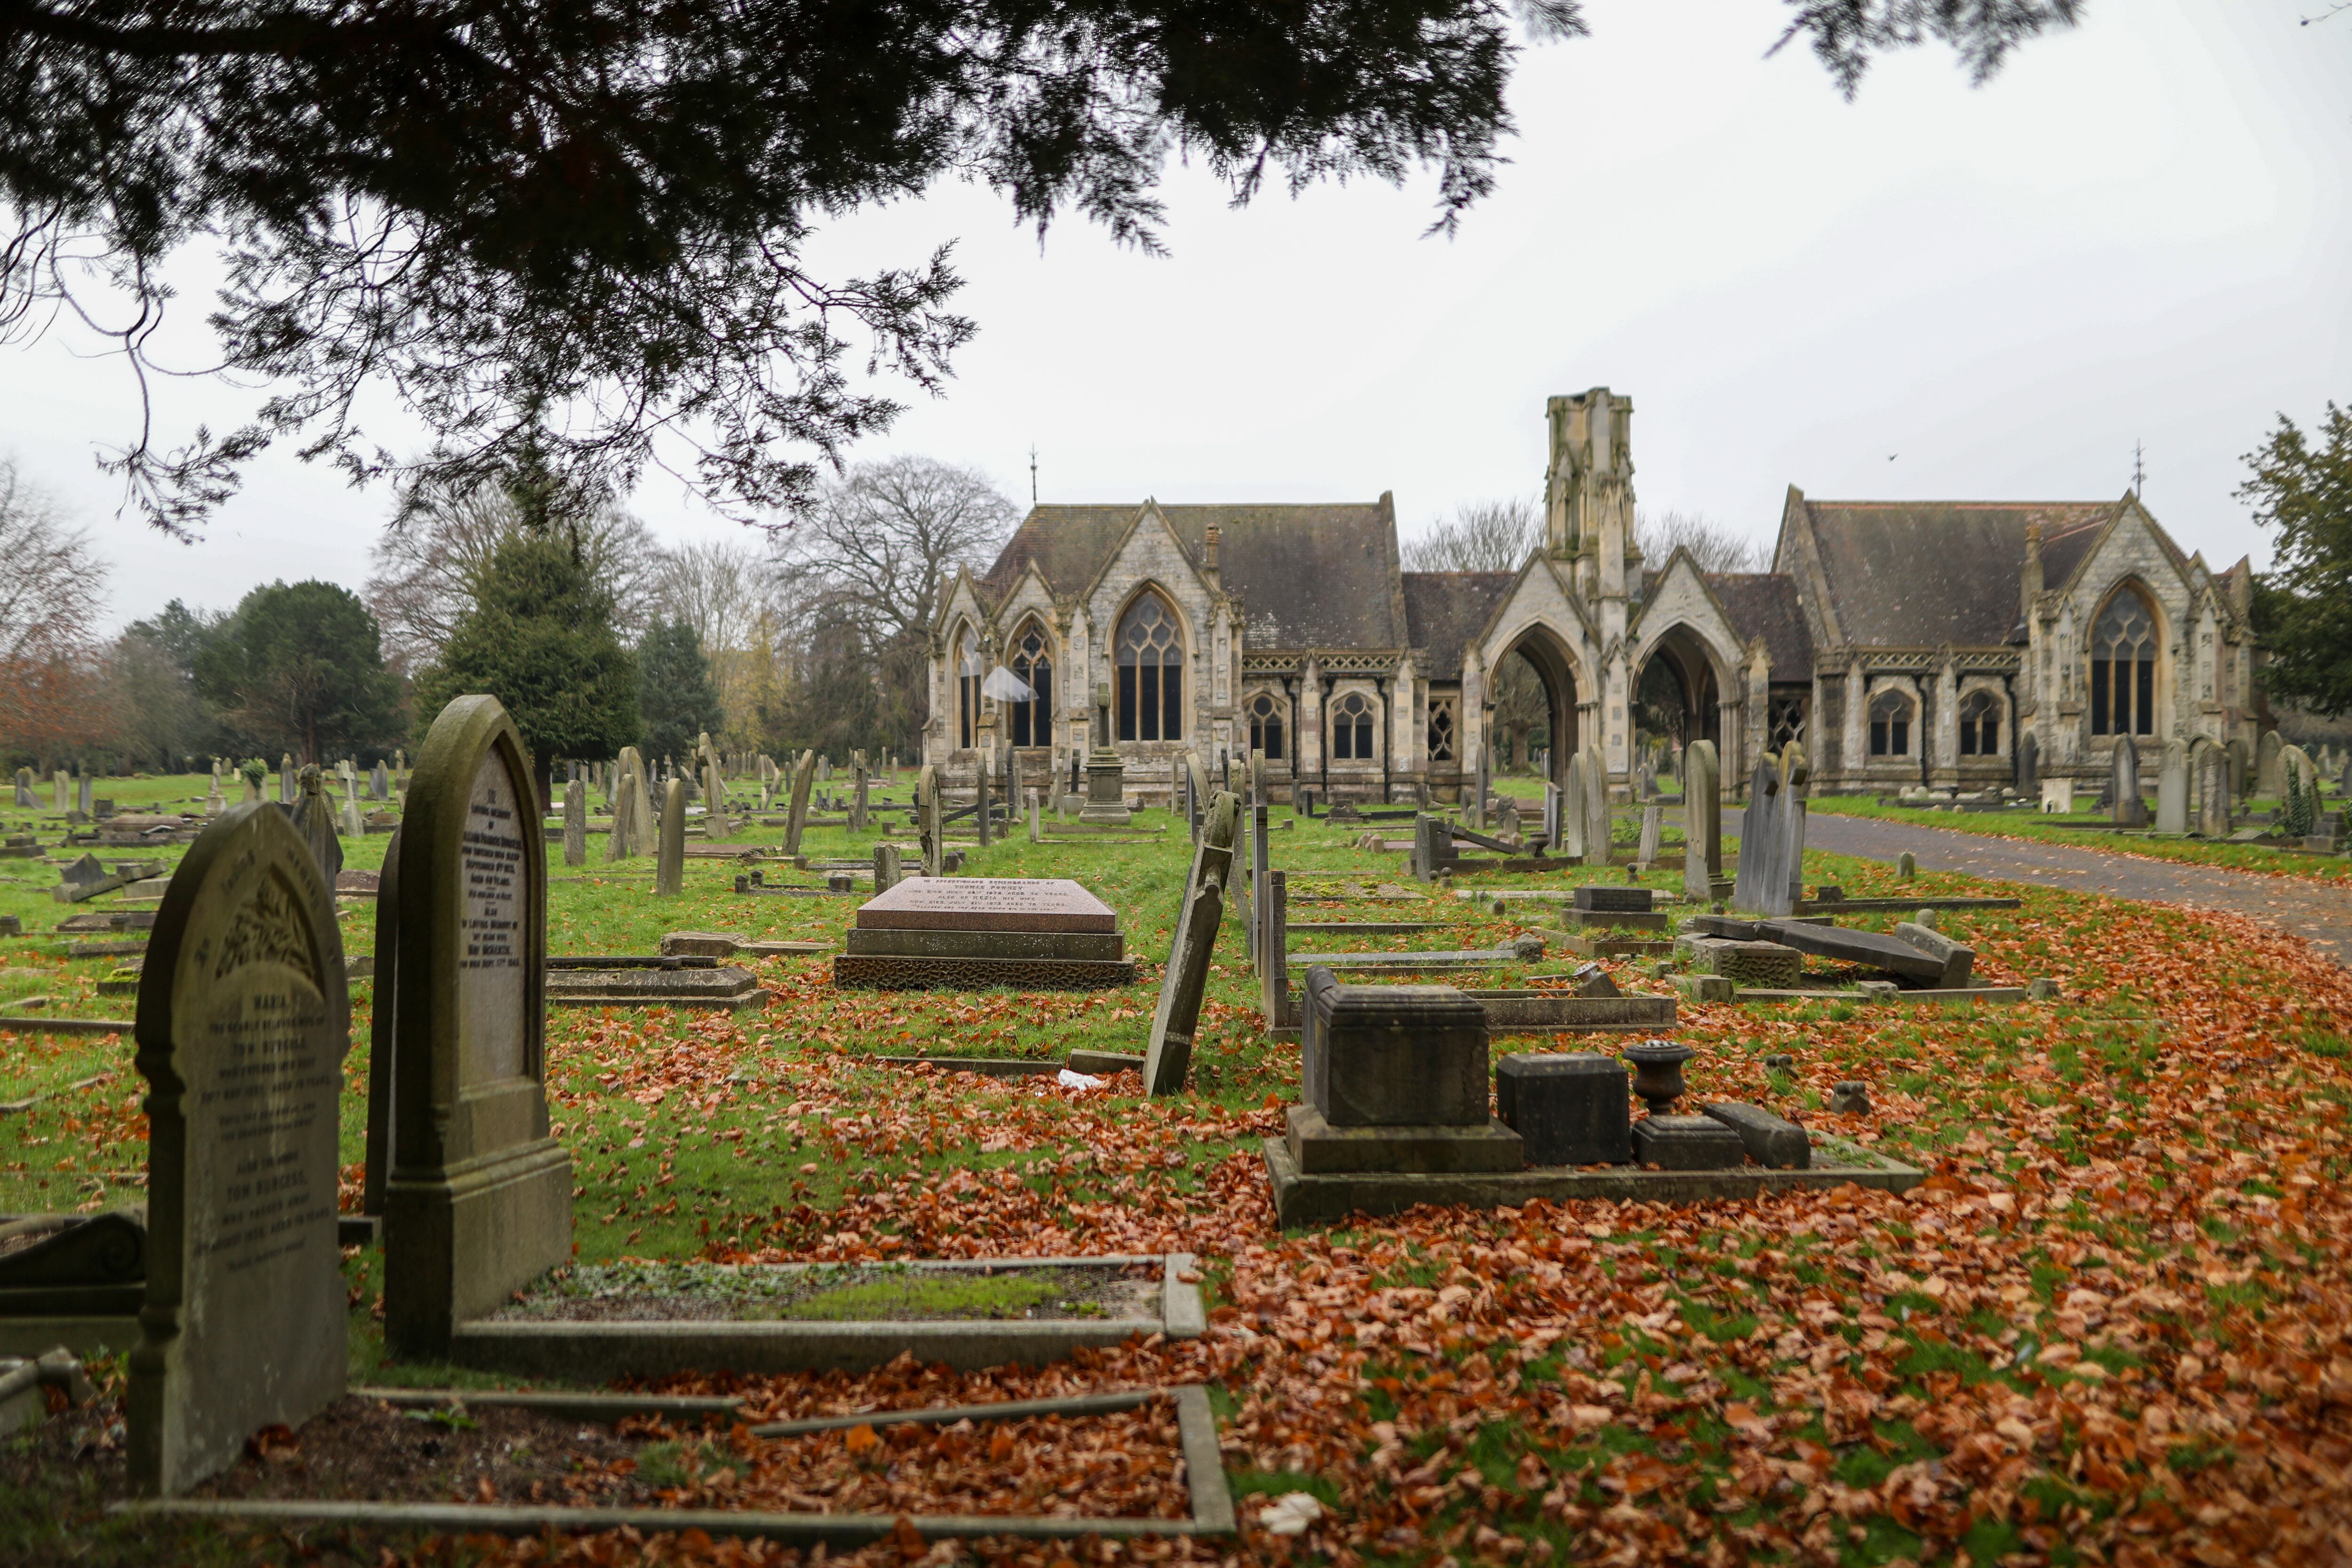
[1730,807,2352,969]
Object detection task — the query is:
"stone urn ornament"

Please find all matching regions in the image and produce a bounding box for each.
[1622,1040,1695,1117]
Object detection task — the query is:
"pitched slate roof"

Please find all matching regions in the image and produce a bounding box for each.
[1797,499,2120,648]
[1402,573,1516,680]
[981,502,1406,650]
[1707,573,1815,680]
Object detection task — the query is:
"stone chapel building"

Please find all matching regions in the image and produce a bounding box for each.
[925,389,2260,802]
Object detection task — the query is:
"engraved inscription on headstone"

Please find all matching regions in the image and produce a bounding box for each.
[460,754,528,1082]
[128,802,348,1496]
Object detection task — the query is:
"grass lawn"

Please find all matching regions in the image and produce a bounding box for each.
[1,771,2349,1565]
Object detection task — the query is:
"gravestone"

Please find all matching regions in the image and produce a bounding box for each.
[2226,737,2249,803]
[382,695,571,1358]
[279,755,296,804]
[851,756,870,833]
[2196,744,2229,838]
[2111,739,2147,826]
[1557,752,1586,860]
[2014,732,2037,796]
[287,765,344,884]
[128,802,348,1496]
[919,764,945,877]
[1732,755,1802,917]
[1896,850,1917,879]
[604,759,637,861]
[2257,731,2283,797]
[834,877,1133,990]
[2155,740,2189,833]
[1637,803,1663,866]
[655,777,686,896]
[1144,792,1241,1095]
[1286,968,1520,1172]
[873,842,901,894]
[1496,1054,1631,1165]
[622,745,657,855]
[781,749,817,856]
[562,779,587,866]
[372,761,389,801]
[77,775,93,818]
[363,827,403,1220]
[1682,740,1720,898]
[1582,750,1609,861]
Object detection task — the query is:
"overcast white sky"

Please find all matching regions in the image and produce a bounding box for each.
[8,0,2348,630]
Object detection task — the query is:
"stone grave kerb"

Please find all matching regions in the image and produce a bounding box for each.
[382,695,572,1359]
[128,800,349,1496]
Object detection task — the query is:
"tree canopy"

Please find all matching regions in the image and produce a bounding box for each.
[415,528,642,797]
[636,617,726,767]
[2246,401,2352,719]
[193,580,405,763]
[1,0,2077,534]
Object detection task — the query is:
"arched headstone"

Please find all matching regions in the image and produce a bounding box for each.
[1681,739,1721,897]
[2110,740,2145,827]
[2257,731,2283,797]
[2155,739,2189,834]
[129,802,349,1495]
[287,764,344,883]
[382,695,570,1358]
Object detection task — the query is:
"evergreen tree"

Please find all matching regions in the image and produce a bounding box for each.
[2245,402,2352,718]
[194,580,404,764]
[637,617,725,767]
[415,521,640,807]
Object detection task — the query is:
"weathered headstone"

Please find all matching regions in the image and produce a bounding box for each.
[287,764,344,884]
[919,764,945,878]
[363,826,403,1221]
[2015,732,2038,796]
[1682,739,1720,898]
[782,749,817,856]
[2111,739,2146,826]
[382,695,570,1358]
[372,761,389,801]
[1733,757,1795,915]
[1287,968,1520,1171]
[873,842,901,894]
[129,802,348,1495]
[2257,731,2283,797]
[1557,752,1587,860]
[12,768,32,808]
[851,756,870,833]
[2155,740,2189,834]
[1495,1053,1630,1165]
[279,755,296,804]
[1144,792,1240,1095]
[562,779,587,866]
[1637,803,1662,867]
[2195,743,2229,838]
[655,777,686,896]
[622,745,657,855]
[1896,850,1917,880]
[604,761,637,861]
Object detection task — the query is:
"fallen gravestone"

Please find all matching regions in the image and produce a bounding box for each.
[1143,791,1241,1095]
[545,956,763,1009]
[383,695,572,1360]
[128,801,348,1496]
[834,877,1134,991]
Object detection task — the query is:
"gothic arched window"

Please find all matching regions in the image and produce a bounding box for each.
[1330,692,1375,761]
[2091,589,2157,737]
[1116,593,1183,742]
[1868,689,1913,757]
[1958,690,2002,756]
[1426,698,1458,763]
[955,628,980,750]
[1008,621,1054,748]
[1245,692,1286,761]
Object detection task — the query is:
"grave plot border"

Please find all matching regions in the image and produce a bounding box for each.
[445,1253,1206,1380]
[1262,1135,1923,1227]
[115,1383,1234,1544]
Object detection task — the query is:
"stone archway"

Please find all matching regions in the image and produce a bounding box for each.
[1489,624,1584,791]
[1634,626,1723,756]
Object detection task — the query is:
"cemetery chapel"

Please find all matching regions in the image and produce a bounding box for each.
[926,388,2259,801]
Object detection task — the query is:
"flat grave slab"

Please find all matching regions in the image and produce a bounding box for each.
[832,955,1135,991]
[1263,1134,1923,1226]
[854,877,1117,933]
[545,964,764,1009]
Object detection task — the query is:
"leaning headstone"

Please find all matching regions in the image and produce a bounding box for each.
[2155,740,2189,834]
[782,749,817,856]
[1680,740,1717,897]
[287,764,344,884]
[2257,731,2283,798]
[2111,739,2146,827]
[129,802,348,1495]
[1144,792,1241,1096]
[655,777,686,896]
[382,695,571,1358]
[562,780,587,866]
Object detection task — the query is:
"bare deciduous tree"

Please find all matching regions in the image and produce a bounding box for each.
[1637,508,1768,573]
[365,480,661,671]
[0,461,112,768]
[1399,497,1542,573]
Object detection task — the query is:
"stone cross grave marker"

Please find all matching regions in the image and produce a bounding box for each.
[562,778,587,866]
[655,777,686,895]
[128,802,349,1496]
[382,695,571,1358]
[1145,792,1240,1096]
[782,749,817,856]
